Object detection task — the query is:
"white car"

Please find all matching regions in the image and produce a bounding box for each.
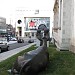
[0,38,9,52]
[11,37,17,41]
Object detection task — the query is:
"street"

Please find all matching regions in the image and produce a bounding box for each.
[9,41,29,50]
[0,37,36,53]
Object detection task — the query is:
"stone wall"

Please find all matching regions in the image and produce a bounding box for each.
[70,0,75,53]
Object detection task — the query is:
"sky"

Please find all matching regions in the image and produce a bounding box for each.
[0,0,55,24]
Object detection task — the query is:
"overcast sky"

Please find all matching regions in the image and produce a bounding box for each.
[0,0,55,24]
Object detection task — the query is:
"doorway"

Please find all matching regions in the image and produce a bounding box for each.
[18,27,22,36]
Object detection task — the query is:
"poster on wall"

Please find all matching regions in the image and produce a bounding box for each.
[25,17,50,30]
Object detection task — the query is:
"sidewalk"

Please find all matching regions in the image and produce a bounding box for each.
[0,43,35,62]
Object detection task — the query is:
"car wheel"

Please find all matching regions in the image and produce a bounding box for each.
[7,46,9,51]
[0,48,2,53]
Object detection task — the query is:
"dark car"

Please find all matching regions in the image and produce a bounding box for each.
[28,39,34,43]
[17,39,24,43]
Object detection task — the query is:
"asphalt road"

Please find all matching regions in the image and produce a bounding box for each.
[9,41,29,50]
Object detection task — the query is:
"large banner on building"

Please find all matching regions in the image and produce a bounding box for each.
[24,17,50,30]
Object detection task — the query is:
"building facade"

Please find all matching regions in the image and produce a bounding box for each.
[53,0,72,50]
[6,24,15,39]
[0,17,7,37]
[70,0,75,53]
[15,9,50,38]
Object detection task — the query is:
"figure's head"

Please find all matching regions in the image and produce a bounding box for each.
[36,29,50,41]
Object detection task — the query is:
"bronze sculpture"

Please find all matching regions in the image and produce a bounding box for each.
[11,29,50,75]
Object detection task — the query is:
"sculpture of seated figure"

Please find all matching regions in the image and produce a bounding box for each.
[11,29,50,75]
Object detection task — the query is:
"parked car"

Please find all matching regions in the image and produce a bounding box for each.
[0,38,9,52]
[28,39,34,43]
[11,37,17,41]
[17,38,24,43]
[28,36,34,43]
